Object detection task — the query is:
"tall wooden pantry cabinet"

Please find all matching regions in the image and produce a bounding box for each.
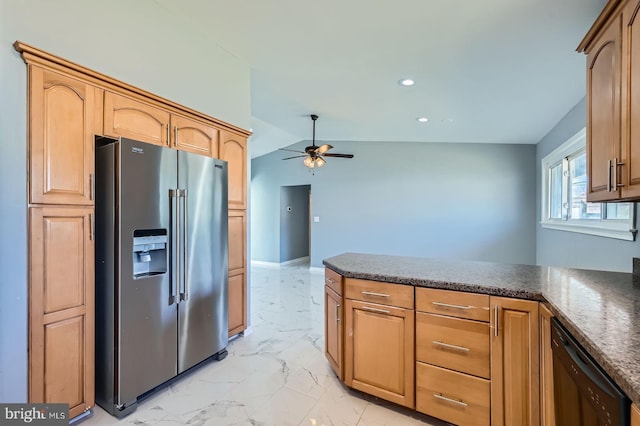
[16,41,250,419]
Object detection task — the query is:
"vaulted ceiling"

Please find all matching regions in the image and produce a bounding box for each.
[154,0,607,157]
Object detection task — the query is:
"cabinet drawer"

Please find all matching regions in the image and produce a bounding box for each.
[325,268,343,296]
[416,313,490,379]
[416,362,490,426]
[345,278,414,309]
[416,287,489,322]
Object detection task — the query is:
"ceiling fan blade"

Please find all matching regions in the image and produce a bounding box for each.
[281,155,307,160]
[323,153,354,158]
[279,148,306,154]
[315,144,333,154]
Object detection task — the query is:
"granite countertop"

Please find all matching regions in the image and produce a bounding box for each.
[323,252,640,406]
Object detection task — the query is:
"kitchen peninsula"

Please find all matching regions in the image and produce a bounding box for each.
[323,252,640,425]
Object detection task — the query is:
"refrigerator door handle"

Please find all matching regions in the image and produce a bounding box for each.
[169,189,178,305]
[180,189,189,301]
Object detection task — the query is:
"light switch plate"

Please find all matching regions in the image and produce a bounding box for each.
[313,216,320,223]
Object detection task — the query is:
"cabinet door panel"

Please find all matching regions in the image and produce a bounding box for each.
[219,131,247,209]
[30,207,94,418]
[172,114,218,157]
[228,271,246,336]
[622,1,640,198]
[491,297,539,426]
[42,215,86,312]
[540,304,555,426]
[325,286,343,379]
[103,92,170,146]
[30,67,95,205]
[45,316,85,407]
[345,299,414,408]
[587,17,621,202]
[228,211,246,272]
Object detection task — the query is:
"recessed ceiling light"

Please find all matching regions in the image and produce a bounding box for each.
[399,78,415,87]
[417,117,429,123]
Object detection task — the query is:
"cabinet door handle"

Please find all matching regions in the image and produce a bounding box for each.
[434,393,468,407]
[607,159,613,192]
[166,123,170,146]
[361,291,390,298]
[432,301,470,310]
[89,173,95,201]
[361,306,390,314]
[432,341,470,352]
[174,125,178,147]
[494,305,499,337]
[336,303,340,322]
[89,213,94,241]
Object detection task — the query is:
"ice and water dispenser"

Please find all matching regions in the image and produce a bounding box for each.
[132,229,168,278]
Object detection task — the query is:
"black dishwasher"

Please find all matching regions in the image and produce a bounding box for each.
[551,317,630,425]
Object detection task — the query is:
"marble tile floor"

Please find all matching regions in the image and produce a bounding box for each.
[86,263,450,426]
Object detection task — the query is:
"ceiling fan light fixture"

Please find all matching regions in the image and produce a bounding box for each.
[303,156,315,168]
[315,157,326,168]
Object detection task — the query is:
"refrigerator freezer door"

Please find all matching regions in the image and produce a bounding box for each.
[177,151,229,373]
[117,139,178,406]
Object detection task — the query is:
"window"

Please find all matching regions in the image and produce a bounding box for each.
[541,128,636,240]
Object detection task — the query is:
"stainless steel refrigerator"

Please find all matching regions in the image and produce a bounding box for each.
[95,137,228,417]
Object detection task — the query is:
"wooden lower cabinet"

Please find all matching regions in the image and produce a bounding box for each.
[345,298,414,408]
[416,362,490,426]
[325,286,343,379]
[228,271,246,337]
[491,296,540,426]
[632,403,640,426]
[539,304,555,426]
[29,206,94,418]
[228,210,246,337]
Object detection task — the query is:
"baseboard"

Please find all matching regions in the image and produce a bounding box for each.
[251,256,310,268]
[309,266,324,273]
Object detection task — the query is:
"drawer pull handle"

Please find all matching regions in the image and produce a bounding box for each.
[361,306,390,314]
[432,341,470,352]
[326,278,334,284]
[434,393,468,407]
[361,291,390,298]
[432,301,471,310]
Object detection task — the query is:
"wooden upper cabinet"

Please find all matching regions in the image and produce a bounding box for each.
[586,15,622,202]
[29,206,94,418]
[103,91,170,147]
[29,66,96,205]
[490,297,539,426]
[621,0,640,199]
[581,0,640,201]
[172,114,219,157]
[219,130,247,209]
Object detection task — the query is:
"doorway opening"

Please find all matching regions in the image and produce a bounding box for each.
[279,185,311,265]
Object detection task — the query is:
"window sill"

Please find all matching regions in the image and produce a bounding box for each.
[540,221,637,241]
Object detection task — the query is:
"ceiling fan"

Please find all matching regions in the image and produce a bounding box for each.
[280,114,354,169]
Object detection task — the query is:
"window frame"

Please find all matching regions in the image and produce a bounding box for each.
[540,128,637,241]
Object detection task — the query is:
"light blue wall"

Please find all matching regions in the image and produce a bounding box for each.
[252,141,537,267]
[536,98,640,272]
[0,0,251,402]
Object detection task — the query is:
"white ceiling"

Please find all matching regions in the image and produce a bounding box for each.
[154,0,607,157]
